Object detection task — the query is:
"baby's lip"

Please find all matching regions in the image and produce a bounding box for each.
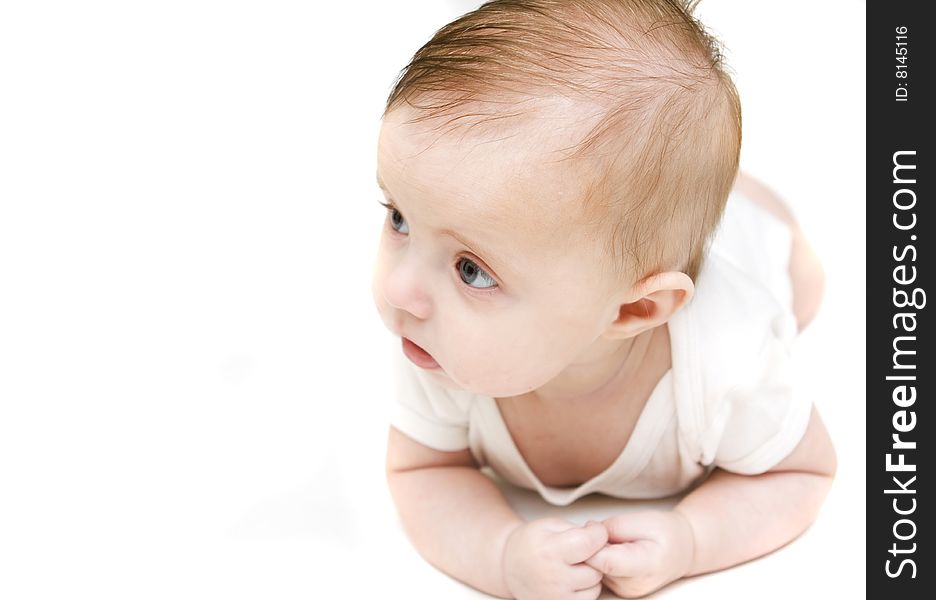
[401,337,440,370]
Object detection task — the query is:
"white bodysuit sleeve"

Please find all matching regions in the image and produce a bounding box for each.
[672,232,813,476]
[389,350,470,452]
[708,323,814,475]
[703,198,814,474]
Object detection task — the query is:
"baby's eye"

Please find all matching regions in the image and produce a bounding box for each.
[386,206,409,234]
[456,257,497,290]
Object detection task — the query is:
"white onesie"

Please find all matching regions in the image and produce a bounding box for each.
[388,191,814,506]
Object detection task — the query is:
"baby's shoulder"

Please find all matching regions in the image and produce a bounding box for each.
[670,254,806,468]
[672,253,798,389]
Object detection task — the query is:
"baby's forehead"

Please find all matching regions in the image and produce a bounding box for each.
[382,101,586,160]
[379,106,597,230]
[378,105,609,273]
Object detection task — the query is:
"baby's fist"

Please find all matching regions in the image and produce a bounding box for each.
[502,518,607,600]
[586,510,695,598]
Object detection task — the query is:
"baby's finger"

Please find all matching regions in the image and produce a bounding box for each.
[584,541,652,578]
[556,521,609,564]
[602,512,661,543]
[567,563,604,591]
[570,582,603,600]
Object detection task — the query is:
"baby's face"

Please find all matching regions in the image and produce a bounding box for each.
[373,108,626,398]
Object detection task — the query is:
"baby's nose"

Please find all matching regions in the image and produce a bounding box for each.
[381,257,433,321]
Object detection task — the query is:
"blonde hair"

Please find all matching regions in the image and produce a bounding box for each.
[385,0,741,282]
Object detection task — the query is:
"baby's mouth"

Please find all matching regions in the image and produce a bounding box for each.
[401,337,440,370]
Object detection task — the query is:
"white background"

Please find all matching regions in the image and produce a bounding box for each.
[0,1,864,598]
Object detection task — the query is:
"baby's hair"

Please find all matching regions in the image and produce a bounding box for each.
[385,0,741,283]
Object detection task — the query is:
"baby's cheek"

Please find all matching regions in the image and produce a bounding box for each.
[484,353,556,396]
[444,352,509,395]
[445,322,563,395]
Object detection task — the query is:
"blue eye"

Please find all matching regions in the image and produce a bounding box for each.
[457,257,497,289]
[388,207,409,234]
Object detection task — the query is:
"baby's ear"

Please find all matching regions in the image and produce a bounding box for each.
[606,272,694,339]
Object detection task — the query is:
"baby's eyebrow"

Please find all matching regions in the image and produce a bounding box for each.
[438,228,498,267]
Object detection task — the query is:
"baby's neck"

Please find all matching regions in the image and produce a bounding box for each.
[520,325,668,407]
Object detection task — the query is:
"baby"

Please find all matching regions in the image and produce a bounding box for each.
[372,1,836,598]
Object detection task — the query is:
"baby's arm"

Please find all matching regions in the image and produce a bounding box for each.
[386,427,608,599]
[386,426,522,597]
[677,405,836,575]
[587,406,836,597]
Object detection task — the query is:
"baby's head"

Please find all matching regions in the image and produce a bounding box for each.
[373,0,741,397]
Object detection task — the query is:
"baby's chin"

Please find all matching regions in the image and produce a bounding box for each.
[427,368,541,399]
[427,371,470,392]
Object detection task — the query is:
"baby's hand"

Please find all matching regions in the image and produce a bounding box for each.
[585,510,695,598]
[502,517,607,600]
